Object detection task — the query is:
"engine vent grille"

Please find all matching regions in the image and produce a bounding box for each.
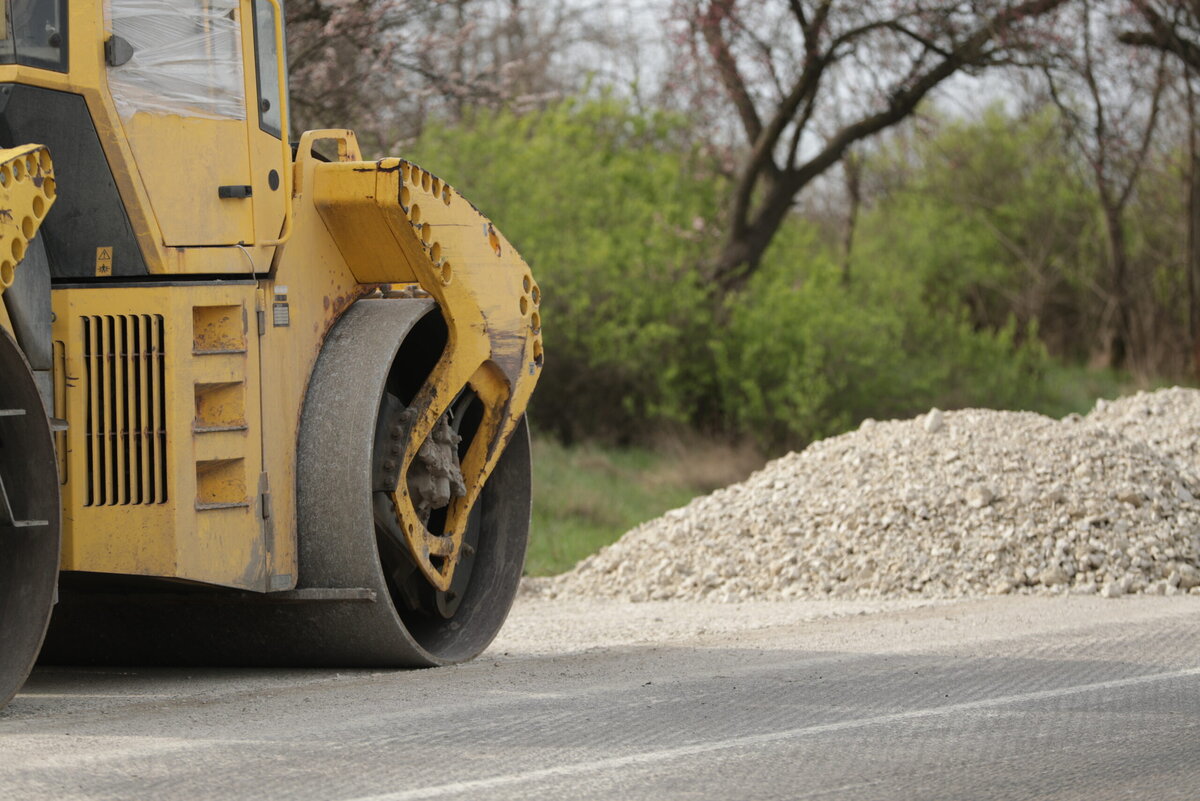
[82,314,168,506]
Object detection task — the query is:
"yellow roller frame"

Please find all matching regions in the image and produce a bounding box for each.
[301,130,543,592]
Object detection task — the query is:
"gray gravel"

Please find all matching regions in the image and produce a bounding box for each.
[534,388,1200,603]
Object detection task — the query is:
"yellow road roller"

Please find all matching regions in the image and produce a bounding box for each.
[0,0,542,709]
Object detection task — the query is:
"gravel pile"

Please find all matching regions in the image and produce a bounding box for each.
[536,388,1200,602]
[1086,387,1200,482]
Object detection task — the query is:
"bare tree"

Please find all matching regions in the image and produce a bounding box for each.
[286,0,410,140]
[667,0,1072,294]
[286,0,602,150]
[839,147,862,286]
[1119,2,1200,377]
[1119,1,1200,71]
[1041,0,1168,370]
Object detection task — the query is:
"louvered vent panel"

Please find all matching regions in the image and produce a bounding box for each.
[82,314,168,506]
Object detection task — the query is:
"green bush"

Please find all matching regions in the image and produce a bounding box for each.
[713,227,1049,448]
[404,96,722,442]
[403,97,1105,451]
[856,106,1101,362]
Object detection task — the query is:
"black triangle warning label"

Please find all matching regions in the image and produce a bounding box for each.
[95,246,114,277]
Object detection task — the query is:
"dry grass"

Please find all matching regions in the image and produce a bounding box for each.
[644,433,765,493]
[526,434,764,576]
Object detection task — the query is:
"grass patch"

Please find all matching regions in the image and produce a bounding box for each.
[526,435,762,576]
[1032,362,1187,419]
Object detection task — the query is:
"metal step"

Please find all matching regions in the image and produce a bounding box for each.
[0,454,48,529]
[0,405,54,527]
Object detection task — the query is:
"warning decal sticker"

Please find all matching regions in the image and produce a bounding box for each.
[95,247,113,277]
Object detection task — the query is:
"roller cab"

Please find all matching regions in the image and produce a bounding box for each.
[0,0,544,695]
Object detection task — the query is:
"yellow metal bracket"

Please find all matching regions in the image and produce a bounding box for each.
[0,144,57,305]
[308,153,543,591]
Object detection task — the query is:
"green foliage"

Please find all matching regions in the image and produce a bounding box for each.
[713,226,1049,447]
[403,96,1175,454]
[404,96,722,441]
[856,106,1102,360]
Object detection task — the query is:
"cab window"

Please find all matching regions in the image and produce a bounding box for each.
[107,0,245,122]
[0,0,68,72]
[251,0,284,139]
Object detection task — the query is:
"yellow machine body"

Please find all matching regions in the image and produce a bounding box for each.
[0,0,543,599]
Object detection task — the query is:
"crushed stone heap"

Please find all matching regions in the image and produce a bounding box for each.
[539,388,1200,602]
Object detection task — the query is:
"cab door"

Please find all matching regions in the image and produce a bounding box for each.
[106,0,255,247]
[242,0,289,248]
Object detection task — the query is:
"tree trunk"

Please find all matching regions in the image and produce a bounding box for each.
[1101,203,1133,370]
[1190,117,1200,380]
[711,176,802,295]
[842,153,863,287]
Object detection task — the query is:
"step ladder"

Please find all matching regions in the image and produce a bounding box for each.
[0,408,48,528]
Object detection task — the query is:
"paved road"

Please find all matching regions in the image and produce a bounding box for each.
[1,595,1198,800]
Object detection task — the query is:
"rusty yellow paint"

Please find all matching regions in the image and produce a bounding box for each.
[194,382,248,431]
[310,144,543,591]
[121,115,255,246]
[193,305,248,353]
[0,142,56,337]
[52,283,270,590]
[53,340,67,482]
[248,0,293,249]
[0,3,286,275]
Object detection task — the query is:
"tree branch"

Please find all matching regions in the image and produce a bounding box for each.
[1116,52,1168,209]
[788,0,1070,200]
[700,0,764,145]
[1118,2,1200,71]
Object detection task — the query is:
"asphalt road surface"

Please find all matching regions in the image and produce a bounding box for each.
[1,595,1198,800]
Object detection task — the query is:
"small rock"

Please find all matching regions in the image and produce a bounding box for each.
[965,485,995,509]
[1101,581,1126,599]
[1112,489,1142,507]
[541,388,1200,605]
[1038,566,1068,587]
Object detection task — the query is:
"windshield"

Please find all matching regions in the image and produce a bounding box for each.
[0,0,68,72]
